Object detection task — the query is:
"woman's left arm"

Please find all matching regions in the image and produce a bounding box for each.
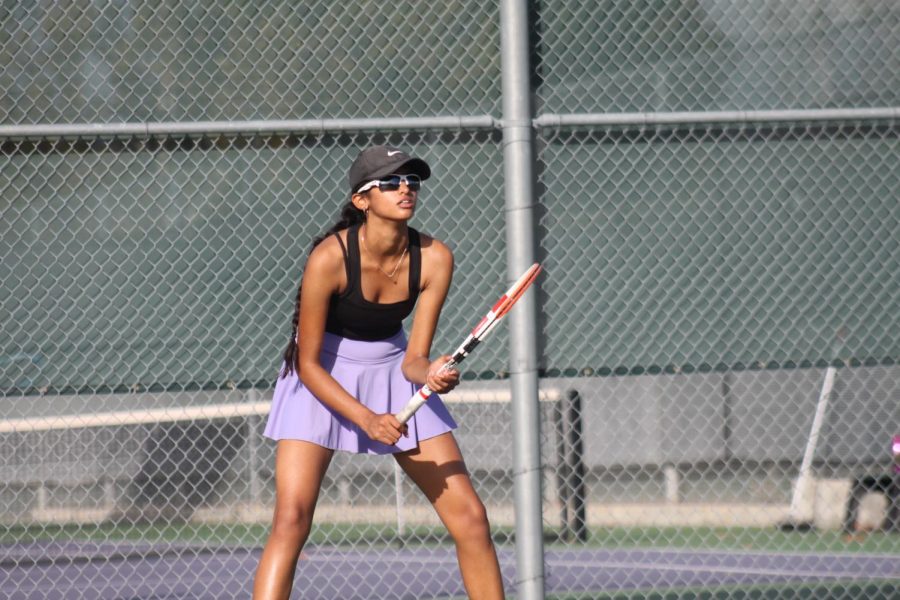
[402,236,460,394]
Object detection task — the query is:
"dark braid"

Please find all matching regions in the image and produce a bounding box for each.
[281,200,366,377]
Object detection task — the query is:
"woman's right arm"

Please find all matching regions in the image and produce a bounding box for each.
[296,238,407,445]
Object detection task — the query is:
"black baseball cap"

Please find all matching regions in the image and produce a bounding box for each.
[348,145,431,194]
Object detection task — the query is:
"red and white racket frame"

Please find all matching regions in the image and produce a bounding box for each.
[395,263,542,424]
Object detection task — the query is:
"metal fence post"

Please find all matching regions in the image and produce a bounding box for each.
[500,1,544,598]
[554,390,588,542]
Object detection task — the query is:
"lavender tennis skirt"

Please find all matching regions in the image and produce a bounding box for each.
[264,330,457,454]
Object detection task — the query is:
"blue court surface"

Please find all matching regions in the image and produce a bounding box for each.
[2,541,898,599]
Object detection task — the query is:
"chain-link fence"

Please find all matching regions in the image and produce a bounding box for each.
[2,1,899,599]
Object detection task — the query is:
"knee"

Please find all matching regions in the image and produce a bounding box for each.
[270,506,314,544]
[448,497,492,542]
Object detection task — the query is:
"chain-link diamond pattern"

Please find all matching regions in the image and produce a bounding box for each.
[1,1,501,124]
[1,132,507,395]
[538,122,900,373]
[535,0,900,113]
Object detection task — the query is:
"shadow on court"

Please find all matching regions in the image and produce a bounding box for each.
[2,541,899,599]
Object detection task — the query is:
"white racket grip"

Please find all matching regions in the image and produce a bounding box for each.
[396,385,434,424]
[395,357,460,424]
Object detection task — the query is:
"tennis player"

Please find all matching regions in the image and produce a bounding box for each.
[252,146,505,599]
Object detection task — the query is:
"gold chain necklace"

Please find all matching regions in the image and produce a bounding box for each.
[361,229,408,279]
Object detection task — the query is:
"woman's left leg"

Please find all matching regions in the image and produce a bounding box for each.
[394,432,505,600]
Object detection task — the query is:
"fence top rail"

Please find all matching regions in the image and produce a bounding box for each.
[0,115,498,140]
[534,107,900,129]
[4,106,898,140]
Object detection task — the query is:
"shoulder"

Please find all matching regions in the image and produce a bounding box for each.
[415,230,453,269]
[308,231,346,265]
[304,231,348,289]
[414,231,453,290]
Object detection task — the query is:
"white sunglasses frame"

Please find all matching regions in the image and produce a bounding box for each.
[355,174,422,194]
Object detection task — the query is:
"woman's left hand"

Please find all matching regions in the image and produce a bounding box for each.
[425,355,459,394]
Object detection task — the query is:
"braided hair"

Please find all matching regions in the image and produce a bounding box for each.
[281,200,366,377]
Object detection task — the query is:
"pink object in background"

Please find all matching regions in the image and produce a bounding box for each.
[893,434,900,474]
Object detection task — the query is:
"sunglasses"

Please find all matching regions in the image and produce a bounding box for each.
[356,174,422,193]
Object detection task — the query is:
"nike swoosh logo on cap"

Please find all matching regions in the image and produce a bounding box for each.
[386,150,402,156]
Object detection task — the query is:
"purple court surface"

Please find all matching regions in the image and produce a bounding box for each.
[2,541,899,599]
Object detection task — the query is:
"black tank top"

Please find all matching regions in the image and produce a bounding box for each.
[325,224,421,341]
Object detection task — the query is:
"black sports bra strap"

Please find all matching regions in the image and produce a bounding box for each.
[347,223,362,292]
[333,229,352,288]
[408,228,421,295]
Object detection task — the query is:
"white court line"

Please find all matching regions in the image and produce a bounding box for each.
[303,552,459,566]
[618,545,900,562]
[540,556,894,581]
[305,548,896,582]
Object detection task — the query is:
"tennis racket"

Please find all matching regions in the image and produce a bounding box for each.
[395,262,542,424]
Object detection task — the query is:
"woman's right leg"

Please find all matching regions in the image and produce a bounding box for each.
[252,440,333,600]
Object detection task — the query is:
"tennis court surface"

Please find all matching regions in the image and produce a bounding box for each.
[3,541,898,599]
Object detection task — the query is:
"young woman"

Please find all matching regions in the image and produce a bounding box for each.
[252,146,505,599]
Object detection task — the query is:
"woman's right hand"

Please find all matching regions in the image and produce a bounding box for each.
[361,412,408,446]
